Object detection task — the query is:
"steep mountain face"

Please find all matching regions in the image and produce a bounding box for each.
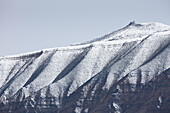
[0,22,170,113]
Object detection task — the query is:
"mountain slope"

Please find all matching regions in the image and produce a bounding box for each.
[0,22,170,113]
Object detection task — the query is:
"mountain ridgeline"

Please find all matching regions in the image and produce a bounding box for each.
[0,22,170,113]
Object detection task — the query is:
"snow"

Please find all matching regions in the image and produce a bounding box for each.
[158,96,162,104]
[157,96,162,108]
[24,49,84,96]
[112,103,121,113]
[0,59,19,87]
[84,108,89,113]
[0,22,170,109]
[75,107,82,113]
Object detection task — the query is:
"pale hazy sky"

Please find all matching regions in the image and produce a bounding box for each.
[0,0,170,57]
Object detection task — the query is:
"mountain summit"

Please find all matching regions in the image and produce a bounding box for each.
[0,22,170,113]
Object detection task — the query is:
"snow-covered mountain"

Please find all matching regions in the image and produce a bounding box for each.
[0,22,170,113]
